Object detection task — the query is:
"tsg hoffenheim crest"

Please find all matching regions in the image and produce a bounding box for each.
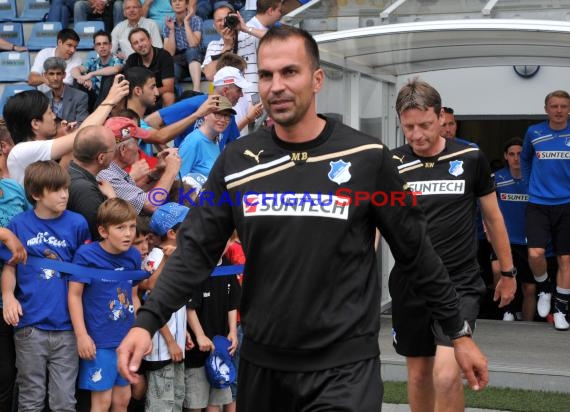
[448,160,464,177]
[565,137,570,147]
[328,160,352,184]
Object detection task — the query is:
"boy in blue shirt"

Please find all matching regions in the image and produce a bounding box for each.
[1,160,90,411]
[68,198,141,412]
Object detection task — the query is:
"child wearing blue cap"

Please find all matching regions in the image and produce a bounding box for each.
[138,202,191,411]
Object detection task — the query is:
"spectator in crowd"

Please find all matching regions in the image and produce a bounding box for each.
[124,67,219,148]
[72,30,124,111]
[163,0,204,92]
[74,0,125,33]
[144,65,250,149]
[97,116,181,214]
[492,138,535,321]
[2,160,90,412]
[43,57,89,124]
[440,106,477,147]
[179,95,235,176]
[141,0,174,32]
[521,89,570,331]
[111,0,163,59]
[0,124,28,412]
[68,198,140,412]
[139,202,190,412]
[28,29,82,92]
[124,28,176,107]
[118,25,489,411]
[0,37,26,52]
[3,76,129,184]
[67,126,118,240]
[47,0,77,29]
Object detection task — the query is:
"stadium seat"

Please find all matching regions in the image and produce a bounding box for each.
[75,21,105,50]
[15,0,50,22]
[0,22,24,46]
[0,0,17,22]
[200,19,219,50]
[0,51,30,82]
[0,83,35,114]
[26,21,62,51]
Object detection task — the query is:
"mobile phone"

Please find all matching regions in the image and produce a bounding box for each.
[251,93,260,105]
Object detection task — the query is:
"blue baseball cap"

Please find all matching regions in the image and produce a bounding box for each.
[205,335,236,389]
[149,202,190,236]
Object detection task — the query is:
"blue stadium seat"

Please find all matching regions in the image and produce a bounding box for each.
[26,21,62,51]
[75,21,105,50]
[0,51,30,82]
[15,0,50,22]
[0,83,35,114]
[0,22,24,46]
[200,19,220,50]
[0,0,17,22]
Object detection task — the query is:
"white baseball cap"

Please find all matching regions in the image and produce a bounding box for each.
[213,66,252,90]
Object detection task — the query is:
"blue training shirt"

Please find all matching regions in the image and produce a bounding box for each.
[521,121,570,205]
[158,94,240,150]
[494,167,528,245]
[7,209,90,330]
[71,242,141,348]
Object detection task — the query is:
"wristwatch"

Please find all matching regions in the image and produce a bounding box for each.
[449,321,472,340]
[500,267,517,278]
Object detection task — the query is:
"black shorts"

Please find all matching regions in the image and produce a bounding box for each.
[526,202,570,255]
[490,244,534,284]
[389,269,483,357]
[236,357,382,412]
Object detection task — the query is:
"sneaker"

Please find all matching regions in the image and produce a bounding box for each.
[553,312,570,331]
[537,292,552,318]
[502,312,515,321]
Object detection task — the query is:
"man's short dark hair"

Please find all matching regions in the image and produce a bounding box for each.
[258,26,320,71]
[396,78,442,117]
[128,27,151,44]
[57,28,80,44]
[93,30,112,44]
[3,90,50,144]
[43,56,66,73]
[503,137,523,154]
[256,0,282,14]
[442,107,454,114]
[125,66,155,98]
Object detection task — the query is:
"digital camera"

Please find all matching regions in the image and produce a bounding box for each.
[224,13,240,29]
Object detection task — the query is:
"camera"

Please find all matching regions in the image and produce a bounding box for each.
[223,13,239,30]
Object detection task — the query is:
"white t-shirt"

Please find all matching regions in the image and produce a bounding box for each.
[111,18,164,58]
[31,48,83,89]
[7,140,54,184]
[143,247,187,362]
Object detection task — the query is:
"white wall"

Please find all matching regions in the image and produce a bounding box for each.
[396,66,570,116]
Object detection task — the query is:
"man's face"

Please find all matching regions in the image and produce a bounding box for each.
[221,84,243,106]
[35,106,57,139]
[257,36,323,128]
[213,7,232,34]
[504,145,522,171]
[124,0,142,21]
[138,77,159,108]
[56,39,78,60]
[440,111,457,139]
[44,68,65,90]
[545,96,570,129]
[94,35,111,58]
[130,31,151,57]
[400,107,443,157]
[100,129,117,169]
[119,138,140,166]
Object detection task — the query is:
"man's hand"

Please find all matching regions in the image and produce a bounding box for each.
[452,337,489,391]
[167,340,183,363]
[195,94,222,118]
[163,149,181,173]
[185,331,195,350]
[103,74,129,106]
[165,16,175,31]
[494,276,516,308]
[196,334,214,352]
[1,230,27,265]
[117,327,152,383]
[98,179,116,199]
[227,330,238,356]
[129,159,151,182]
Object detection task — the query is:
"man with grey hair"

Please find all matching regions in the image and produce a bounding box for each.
[67,125,117,239]
[43,57,89,125]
